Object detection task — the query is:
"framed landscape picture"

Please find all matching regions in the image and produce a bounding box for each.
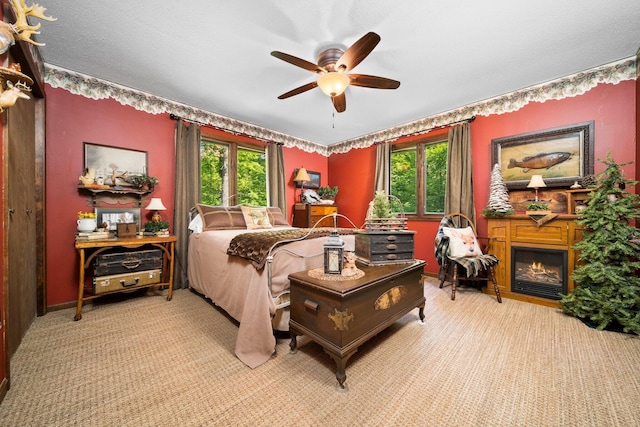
[491,121,594,189]
[84,142,148,186]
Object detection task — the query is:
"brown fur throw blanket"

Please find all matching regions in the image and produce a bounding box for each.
[227,228,355,270]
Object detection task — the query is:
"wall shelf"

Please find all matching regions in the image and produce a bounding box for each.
[78,186,151,207]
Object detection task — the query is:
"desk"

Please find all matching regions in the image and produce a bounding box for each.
[74,235,177,320]
[288,260,425,389]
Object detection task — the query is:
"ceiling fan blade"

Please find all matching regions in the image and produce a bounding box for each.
[332,93,346,113]
[277,81,318,99]
[348,74,400,89]
[335,32,381,72]
[271,51,325,74]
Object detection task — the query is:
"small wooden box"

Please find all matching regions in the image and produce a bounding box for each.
[93,269,162,294]
[355,230,415,265]
[116,222,137,237]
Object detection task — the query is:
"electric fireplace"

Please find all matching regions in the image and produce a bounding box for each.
[511,246,568,300]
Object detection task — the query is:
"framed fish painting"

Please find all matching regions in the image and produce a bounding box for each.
[491,121,594,189]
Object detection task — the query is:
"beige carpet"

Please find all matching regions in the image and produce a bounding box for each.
[1,279,639,426]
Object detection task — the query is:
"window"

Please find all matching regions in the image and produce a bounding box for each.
[200,138,267,206]
[390,136,448,218]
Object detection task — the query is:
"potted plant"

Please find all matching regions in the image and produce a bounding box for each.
[317,185,338,201]
[143,220,170,236]
[128,174,159,191]
[525,201,550,215]
[365,191,407,230]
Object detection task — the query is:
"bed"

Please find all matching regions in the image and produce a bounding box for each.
[187,204,355,368]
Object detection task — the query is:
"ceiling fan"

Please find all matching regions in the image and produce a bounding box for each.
[271,32,400,113]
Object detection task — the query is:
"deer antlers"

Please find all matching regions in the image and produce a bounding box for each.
[0,0,56,53]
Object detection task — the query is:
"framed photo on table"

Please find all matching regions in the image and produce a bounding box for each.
[491,121,594,189]
[95,207,141,231]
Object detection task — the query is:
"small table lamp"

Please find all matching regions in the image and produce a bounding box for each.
[146,197,166,222]
[527,174,546,202]
[294,167,311,203]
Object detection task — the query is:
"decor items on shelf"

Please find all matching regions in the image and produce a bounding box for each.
[128,173,159,190]
[560,153,640,334]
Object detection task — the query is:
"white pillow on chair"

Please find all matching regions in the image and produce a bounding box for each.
[442,226,483,257]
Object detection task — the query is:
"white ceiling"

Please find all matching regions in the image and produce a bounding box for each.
[37,1,640,146]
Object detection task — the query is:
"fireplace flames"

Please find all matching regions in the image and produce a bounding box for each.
[514,260,561,285]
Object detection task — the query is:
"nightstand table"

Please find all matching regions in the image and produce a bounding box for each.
[74,235,177,320]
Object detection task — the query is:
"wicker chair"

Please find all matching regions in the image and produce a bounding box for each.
[434,213,502,303]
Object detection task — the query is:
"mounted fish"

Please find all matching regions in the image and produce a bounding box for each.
[507,152,571,173]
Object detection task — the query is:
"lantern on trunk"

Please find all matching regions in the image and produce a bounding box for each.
[323,230,344,274]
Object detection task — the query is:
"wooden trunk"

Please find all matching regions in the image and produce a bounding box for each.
[288,260,425,387]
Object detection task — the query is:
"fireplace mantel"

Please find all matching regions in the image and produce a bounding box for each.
[485,215,584,307]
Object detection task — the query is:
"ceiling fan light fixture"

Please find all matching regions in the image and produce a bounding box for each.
[317,72,350,97]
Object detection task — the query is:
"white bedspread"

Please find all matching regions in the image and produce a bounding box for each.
[188,227,354,368]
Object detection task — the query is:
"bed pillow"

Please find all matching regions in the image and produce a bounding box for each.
[442,226,483,257]
[241,206,273,230]
[188,214,203,233]
[196,204,247,230]
[266,207,290,226]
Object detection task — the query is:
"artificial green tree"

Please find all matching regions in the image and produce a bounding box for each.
[560,154,640,334]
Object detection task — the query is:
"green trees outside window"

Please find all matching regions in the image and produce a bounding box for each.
[391,139,447,217]
[200,139,266,206]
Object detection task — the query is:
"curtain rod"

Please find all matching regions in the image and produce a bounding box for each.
[375,115,476,144]
[169,113,283,145]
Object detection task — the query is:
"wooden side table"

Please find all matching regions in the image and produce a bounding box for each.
[288,260,426,389]
[74,235,177,320]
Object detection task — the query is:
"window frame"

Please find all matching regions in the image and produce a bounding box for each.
[390,133,448,221]
[200,135,267,206]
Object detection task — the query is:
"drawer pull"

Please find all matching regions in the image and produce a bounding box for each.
[304,299,319,312]
[119,277,140,287]
[386,244,397,251]
[385,254,398,260]
[386,235,397,241]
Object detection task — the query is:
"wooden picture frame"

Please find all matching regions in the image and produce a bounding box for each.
[491,121,594,189]
[94,207,141,231]
[293,168,321,189]
[84,142,148,186]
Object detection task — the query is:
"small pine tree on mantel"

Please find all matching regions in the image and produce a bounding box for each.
[560,153,640,334]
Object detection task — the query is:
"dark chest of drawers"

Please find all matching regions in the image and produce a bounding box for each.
[354,230,415,265]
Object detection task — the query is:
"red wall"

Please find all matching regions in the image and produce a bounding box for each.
[44,79,636,306]
[331,80,637,274]
[44,86,329,307]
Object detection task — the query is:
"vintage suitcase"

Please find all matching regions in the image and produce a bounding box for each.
[94,249,163,276]
[355,230,415,265]
[93,269,162,294]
